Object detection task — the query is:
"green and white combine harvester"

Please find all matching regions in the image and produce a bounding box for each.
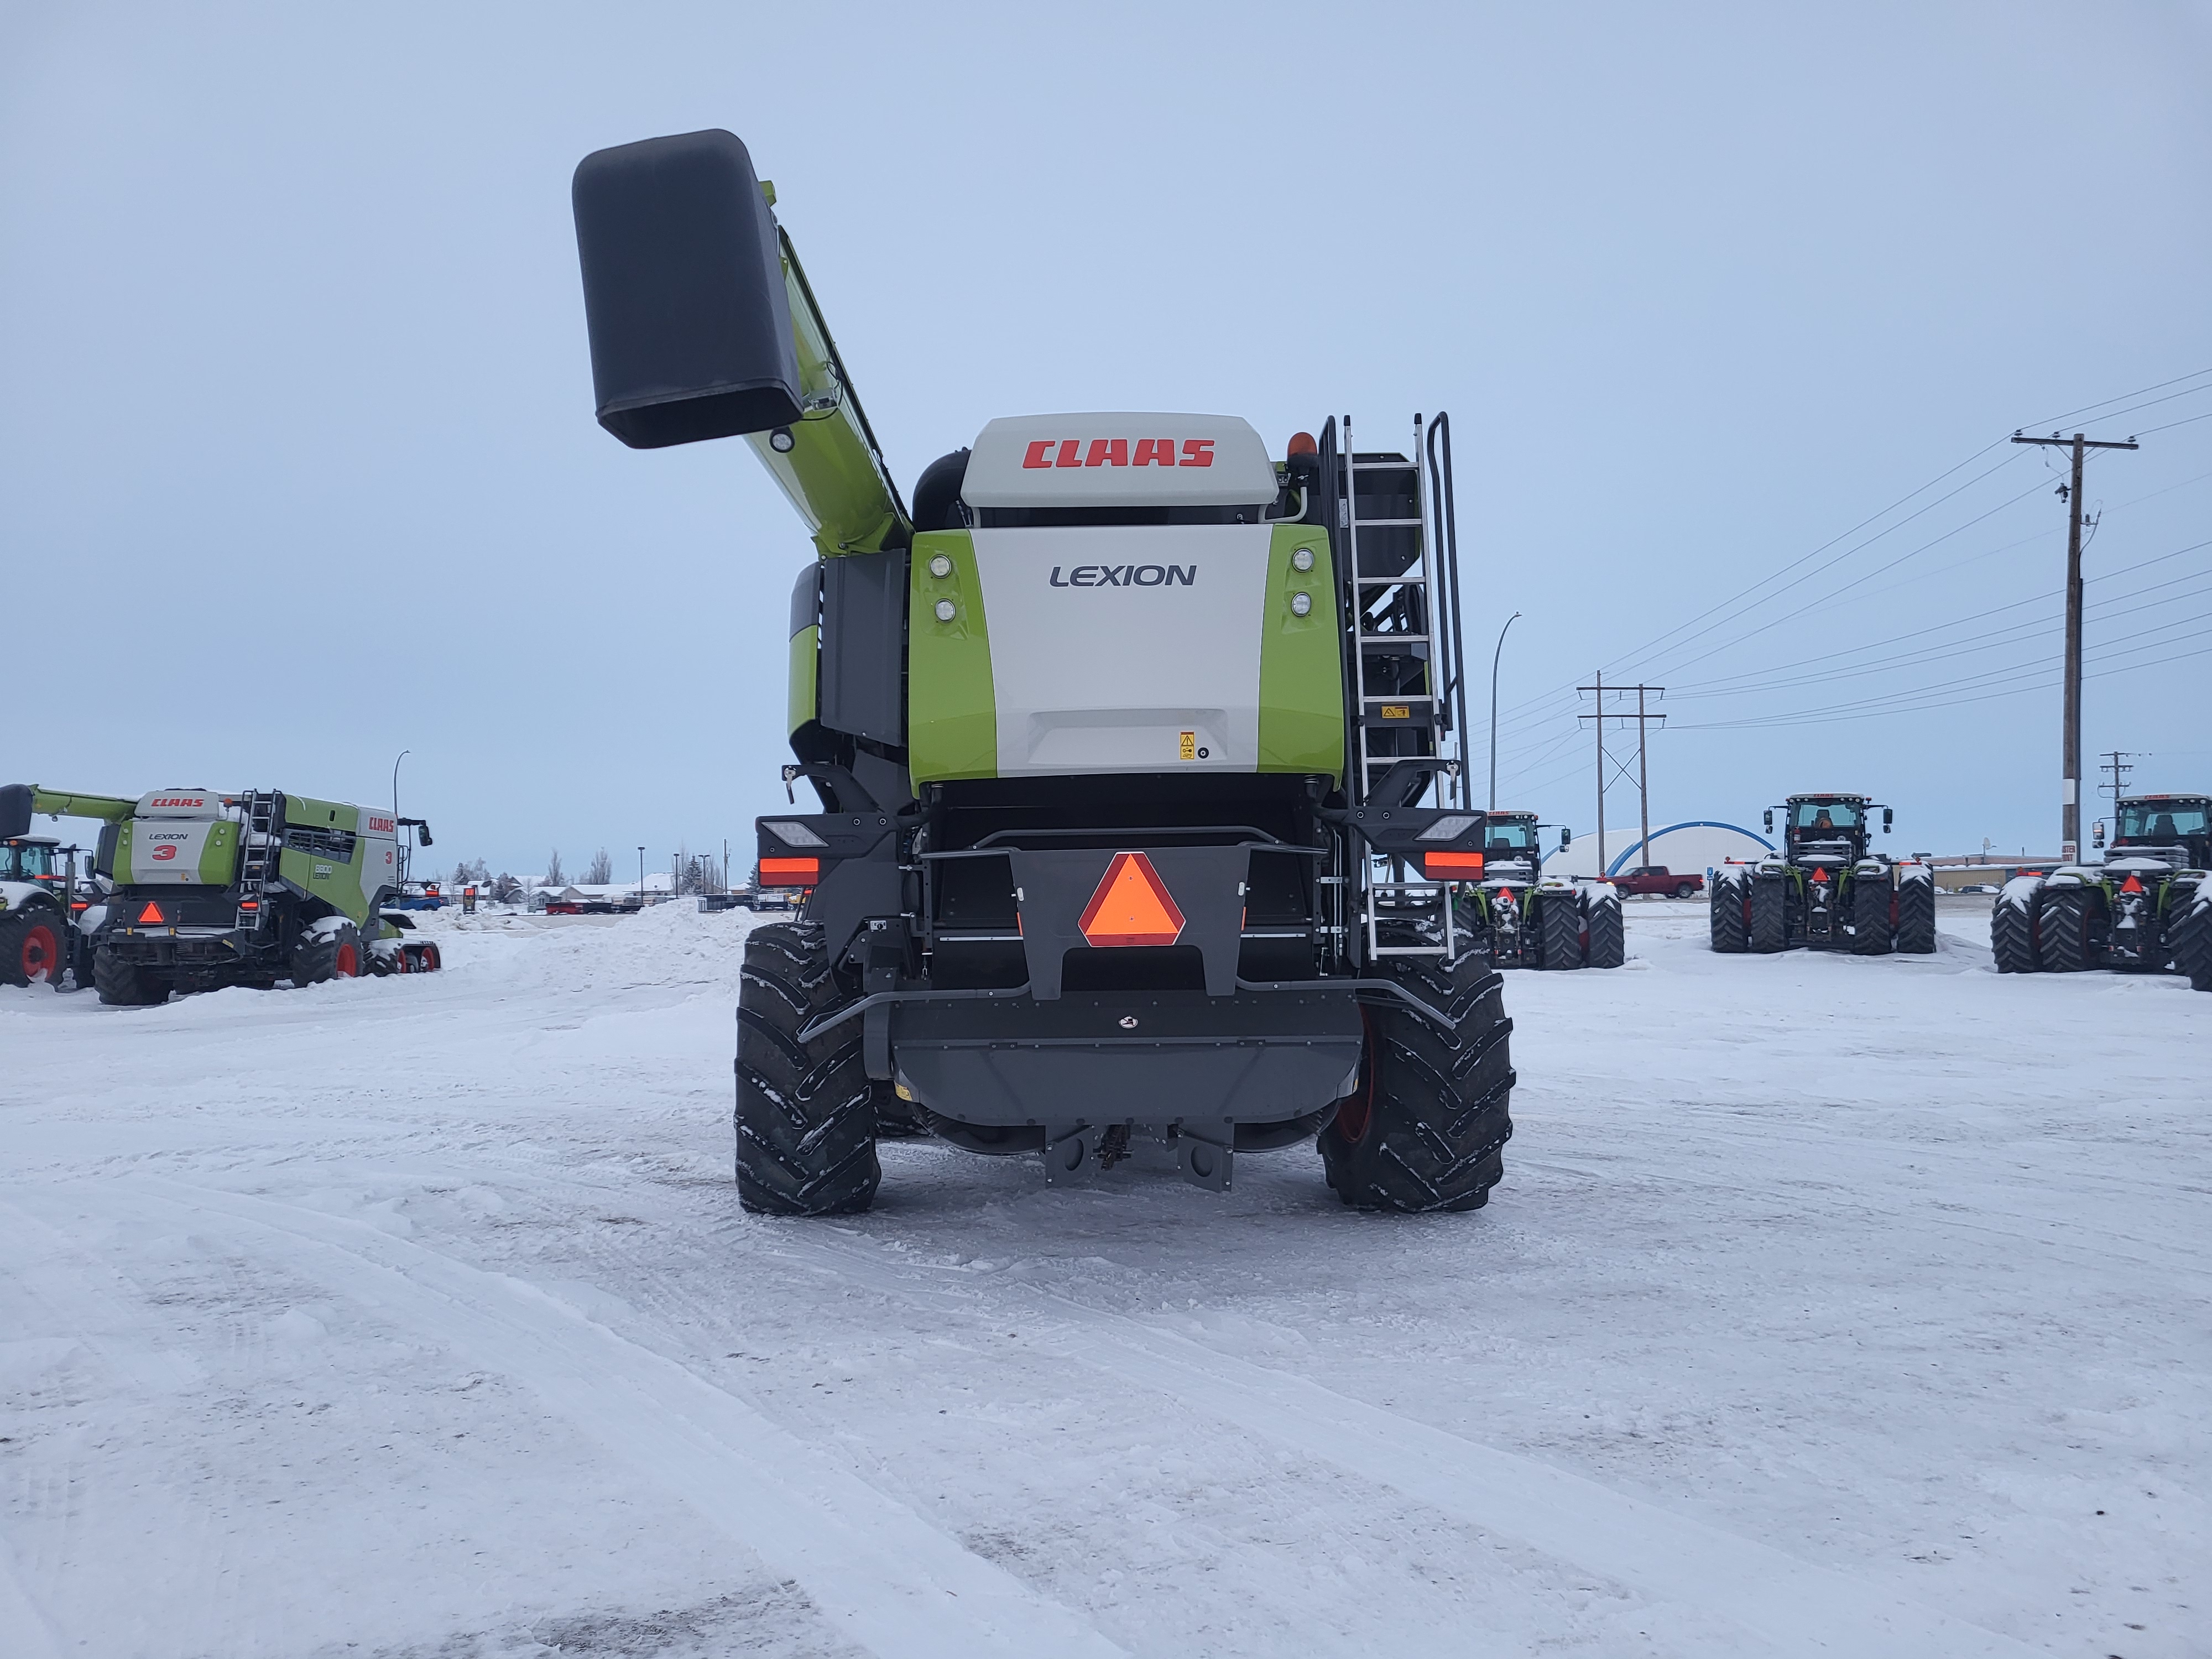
[0,783,440,1002]
[572,129,1516,1214]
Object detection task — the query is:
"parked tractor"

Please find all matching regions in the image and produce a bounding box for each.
[1451,813,1623,969]
[2,784,441,1003]
[1709,792,1935,955]
[572,129,1512,1213]
[0,808,100,988]
[1992,792,2210,989]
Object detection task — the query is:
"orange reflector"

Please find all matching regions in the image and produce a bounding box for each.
[759,857,820,887]
[239,899,259,910]
[1422,851,1485,879]
[1812,867,1829,883]
[137,901,164,924]
[2120,874,2144,894]
[1079,852,1186,948]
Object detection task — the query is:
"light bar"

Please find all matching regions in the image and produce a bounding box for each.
[759,857,820,887]
[762,820,828,849]
[1417,814,1480,843]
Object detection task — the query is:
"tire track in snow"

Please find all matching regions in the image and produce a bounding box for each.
[769,1232,2045,1659]
[111,1180,1125,1659]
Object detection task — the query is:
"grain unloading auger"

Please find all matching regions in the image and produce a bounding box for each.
[574,129,1514,1213]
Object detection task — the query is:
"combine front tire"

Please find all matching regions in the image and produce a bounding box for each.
[0,906,64,987]
[93,946,164,1005]
[1749,875,1788,953]
[1536,895,1584,969]
[734,921,880,1216]
[1585,890,1625,968]
[1318,951,1514,1213]
[2038,886,2100,973]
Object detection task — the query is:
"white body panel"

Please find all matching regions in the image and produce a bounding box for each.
[972,525,1272,776]
[963,413,1277,509]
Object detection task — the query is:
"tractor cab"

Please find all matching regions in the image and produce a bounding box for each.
[2103,795,2212,872]
[0,836,62,884]
[1479,813,1546,883]
[1766,794,1890,869]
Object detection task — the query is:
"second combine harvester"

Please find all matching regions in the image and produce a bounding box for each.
[573,130,1512,1214]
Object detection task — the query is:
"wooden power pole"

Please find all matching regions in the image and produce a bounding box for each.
[2011,429,2138,862]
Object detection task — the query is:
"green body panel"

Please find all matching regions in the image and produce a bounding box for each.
[278,843,374,924]
[29,787,135,823]
[1256,525,1347,778]
[787,622,821,735]
[907,530,999,783]
[743,232,906,559]
[196,820,239,885]
[285,795,361,833]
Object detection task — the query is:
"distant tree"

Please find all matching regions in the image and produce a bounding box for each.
[680,852,722,895]
[491,872,524,904]
[545,848,565,888]
[450,857,491,889]
[583,847,613,885]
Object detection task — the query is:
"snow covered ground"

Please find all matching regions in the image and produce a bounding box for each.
[2,898,2205,1658]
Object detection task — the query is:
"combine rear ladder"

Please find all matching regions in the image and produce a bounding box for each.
[233,791,282,932]
[1336,415,1470,958]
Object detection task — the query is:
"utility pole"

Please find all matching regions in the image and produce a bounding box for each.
[1578,679,1666,875]
[2011,429,2139,862]
[2097,749,2138,805]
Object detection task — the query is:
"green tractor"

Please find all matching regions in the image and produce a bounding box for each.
[0,806,99,989]
[1449,812,1623,969]
[1708,792,1936,956]
[1992,792,2211,988]
[1,783,441,1004]
[572,129,1511,1213]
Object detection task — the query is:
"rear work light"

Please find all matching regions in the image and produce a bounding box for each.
[759,857,820,887]
[1421,851,1485,879]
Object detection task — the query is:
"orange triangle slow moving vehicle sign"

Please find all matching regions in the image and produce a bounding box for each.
[137,900,164,925]
[1078,852,1186,948]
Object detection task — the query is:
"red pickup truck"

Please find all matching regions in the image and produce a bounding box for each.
[1610,865,1704,899]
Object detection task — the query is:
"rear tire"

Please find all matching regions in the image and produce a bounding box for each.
[1895,874,1936,954]
[290,922,360,986]
[1850,873,1895,955]
[2176,890,2212,992]
[1536,893,1583,969]
[93,944,164,1005]
[1749,875,1787,953]
[1709,877,1748,953]
[2038,886,2100,972]
[1991,880,2042,973]
[0,905,64,986]
[1585,892,1625,968]
[1318,951,1514,1213]
[734,921,880,1216]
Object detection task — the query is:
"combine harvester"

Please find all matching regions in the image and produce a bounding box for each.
[1709,792,1936,956]
[1992,792,2211,990]
[572,129,1512,1213]
[1,784,441,1003]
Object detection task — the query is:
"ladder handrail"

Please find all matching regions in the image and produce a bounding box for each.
[1424,413,1472,812]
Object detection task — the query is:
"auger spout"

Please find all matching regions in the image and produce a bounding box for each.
[572,130,907,557]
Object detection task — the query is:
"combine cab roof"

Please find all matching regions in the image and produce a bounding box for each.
[962,413,1277,510]
[2121,792,2210,805]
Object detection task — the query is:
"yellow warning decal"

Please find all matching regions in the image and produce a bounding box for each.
[1179,731,1197,760]
[1381,704,1411,720]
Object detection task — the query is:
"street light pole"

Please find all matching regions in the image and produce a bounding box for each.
[637,846,646,906]
[1488,613,1520,811]
[391,749,409,884]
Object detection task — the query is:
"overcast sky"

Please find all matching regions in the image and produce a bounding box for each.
[6,3,2209,877]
